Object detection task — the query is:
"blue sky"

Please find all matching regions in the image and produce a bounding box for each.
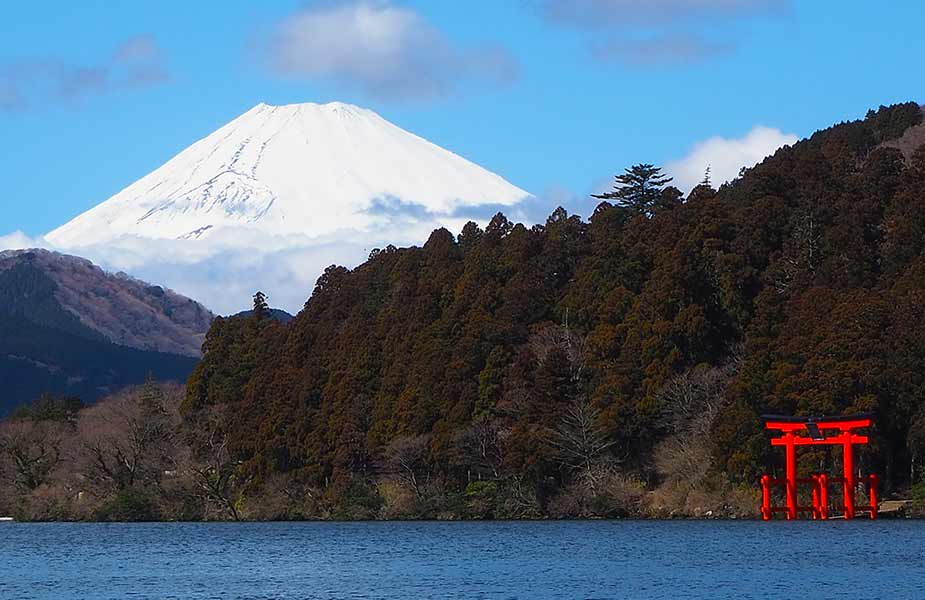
[1,1,923,238]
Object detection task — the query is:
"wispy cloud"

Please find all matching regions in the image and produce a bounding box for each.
[263,1,518,101]
[112,35,163,64]
[541,0,787,27]
[591,34,734,66]
[539,0,789,67]
[0,34,169,112]
[665,125,798,193]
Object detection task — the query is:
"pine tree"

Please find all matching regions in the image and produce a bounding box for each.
[252,291,269,320]
[701,166,712,188]
[593,164,673,216]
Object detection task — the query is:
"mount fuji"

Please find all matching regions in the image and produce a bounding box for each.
[39,102,532,313]
[47,102,529,247]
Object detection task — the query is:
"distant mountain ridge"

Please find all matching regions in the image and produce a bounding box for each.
[0,250,212,415]
[0,249,212,356]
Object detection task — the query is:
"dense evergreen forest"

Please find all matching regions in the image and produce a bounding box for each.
[4,102,925,521]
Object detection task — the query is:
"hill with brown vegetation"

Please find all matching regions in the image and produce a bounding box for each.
[0,250,212,415]
[0,249,212,356]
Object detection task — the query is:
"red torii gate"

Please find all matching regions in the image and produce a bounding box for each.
[760,413,879,520]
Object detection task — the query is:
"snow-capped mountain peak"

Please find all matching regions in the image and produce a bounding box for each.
[47,101,529,247]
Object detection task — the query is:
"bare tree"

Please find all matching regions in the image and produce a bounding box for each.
[529,323,585,382]
[657,362,736,437]
[497,475,542,519]
[182,404,243,521]
[0,420,66,491]
[384,434,431,498]
[454,420,506,481]
[76,382,176,492]
[775,210,822,294]
[653,362,737,484]
[549,398,615,491]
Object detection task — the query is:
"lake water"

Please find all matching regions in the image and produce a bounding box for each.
[1,520,923,599]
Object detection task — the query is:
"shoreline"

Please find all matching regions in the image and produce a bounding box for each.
[3,512,919,524]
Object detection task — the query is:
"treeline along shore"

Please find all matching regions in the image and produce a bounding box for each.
[4,103,925,521]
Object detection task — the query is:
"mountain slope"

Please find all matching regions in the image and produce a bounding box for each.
[0,249,212,356]
[46,101,530,246]
[0,250,212,415]
[0,314,197,416]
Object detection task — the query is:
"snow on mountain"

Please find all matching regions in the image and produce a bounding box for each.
[35,101,532,313]
[47,102,529,247]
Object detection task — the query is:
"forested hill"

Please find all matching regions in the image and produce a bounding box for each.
[0,250,210,415]
[186,102,925,517]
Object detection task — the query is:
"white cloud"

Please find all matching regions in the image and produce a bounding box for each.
[37,181,597,315]
[9,187,600,318]
[0,230,49,251]
[40,230,374,315]
[666,125,798,193]
[97,237,372,316]
[1,226,366,315]
[264,1,517,100]
[41,212,488,315]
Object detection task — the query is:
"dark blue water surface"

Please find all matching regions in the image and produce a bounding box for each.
[1,520,923,599]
